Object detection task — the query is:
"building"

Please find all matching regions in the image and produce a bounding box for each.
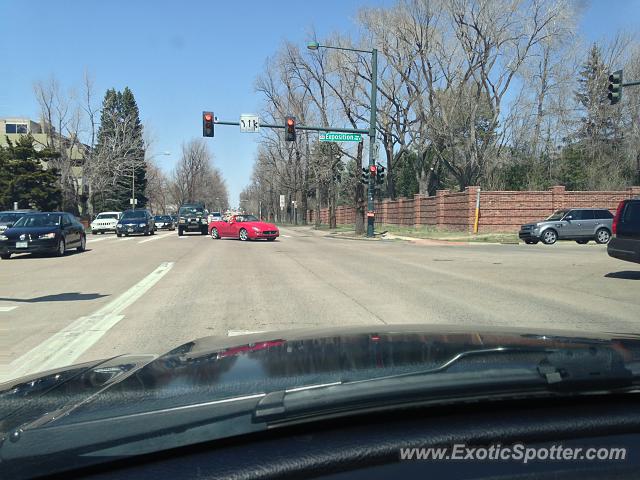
[1,117,90,213]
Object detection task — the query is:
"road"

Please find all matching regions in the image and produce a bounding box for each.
[1,227,639,382]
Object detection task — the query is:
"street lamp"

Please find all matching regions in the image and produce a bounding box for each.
[307,41,378,237]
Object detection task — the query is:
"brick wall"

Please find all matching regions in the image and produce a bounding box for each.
[307,186,640,232]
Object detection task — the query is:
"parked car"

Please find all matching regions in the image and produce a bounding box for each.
[154,215,175,231]
[209,214,279,241]
[607,199,640,264]
[116,209,155,237]
[90,211,121,234]
[519,208,613,245]
[0,210,33,234]
[0,212,86,259]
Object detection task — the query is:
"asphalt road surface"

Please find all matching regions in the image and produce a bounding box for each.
[1,226,639,382]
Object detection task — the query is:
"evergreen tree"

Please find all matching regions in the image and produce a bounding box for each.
[0,135,62,210]
[394,152,419,198]
[115,87,147,209]
[93,87,146,211]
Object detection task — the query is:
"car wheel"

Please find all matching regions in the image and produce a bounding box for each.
[576,239,589,244]
[211,228,220,239]
[524,240,538,245]
[56,238,66,257]
[1,253,11,260]
[77,234,86,252]
[178,227,184,236]
[151,228,155,236]
[239,228,249,241]
[117,233,122,237]
[595,228,611,244]
[267,237,276,242]
[91,230,97,235]
[541,229,557,245]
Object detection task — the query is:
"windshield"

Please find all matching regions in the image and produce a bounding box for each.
[0,213,21,223]
[179,207,204,215]
[4,1,640,476]
[236,215,258,222]
[121,211,145,220]
[13,214,61,227]
[546,210,569,221]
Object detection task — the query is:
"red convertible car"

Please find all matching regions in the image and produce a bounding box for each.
[209,214,279,241]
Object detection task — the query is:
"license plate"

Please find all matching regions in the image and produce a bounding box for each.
[128,228,134,232]
[16,241,28,248]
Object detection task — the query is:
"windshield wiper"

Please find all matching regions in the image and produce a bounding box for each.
[253,346,636,423]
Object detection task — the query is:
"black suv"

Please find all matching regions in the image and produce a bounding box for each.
[608,199,640,264]
[116,209,155,237]
[177,203,208,236]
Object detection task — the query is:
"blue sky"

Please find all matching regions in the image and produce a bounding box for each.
[1,0,639,205]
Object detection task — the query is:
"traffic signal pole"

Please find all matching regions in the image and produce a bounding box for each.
[366,48,378,238]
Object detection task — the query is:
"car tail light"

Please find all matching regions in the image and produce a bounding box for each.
[612,201,625,235]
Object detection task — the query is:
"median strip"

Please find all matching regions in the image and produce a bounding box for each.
[2,262,174,383]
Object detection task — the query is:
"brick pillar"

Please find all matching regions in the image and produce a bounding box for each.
[627,186,640,198]
[466,186,480,233]
[414,194,424,226]
[436,189,448,228]
[551,185,566,210]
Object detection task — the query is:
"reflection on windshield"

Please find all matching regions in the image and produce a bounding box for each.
[546,210,568,221]
[13,214,61,227]
[122,212,145,220]
[237,215,258,222]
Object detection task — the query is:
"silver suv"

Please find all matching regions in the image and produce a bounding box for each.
[519,208,613,245]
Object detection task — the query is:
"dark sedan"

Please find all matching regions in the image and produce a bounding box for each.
[0,212,86,260]
[116,209,155,237]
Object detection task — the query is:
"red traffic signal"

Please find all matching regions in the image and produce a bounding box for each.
[285,116,296,141]
[369,165,377,174]
[203,111,214,137]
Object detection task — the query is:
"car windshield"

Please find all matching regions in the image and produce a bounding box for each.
[179,207,204,215]
[121,211,145,220]
[236,215,258,222]
[0,214,20,223]
[546,210,569,221]
[13,214,61,227]
[4,1,640,477]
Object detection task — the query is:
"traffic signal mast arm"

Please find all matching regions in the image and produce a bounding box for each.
[213,119,368,134]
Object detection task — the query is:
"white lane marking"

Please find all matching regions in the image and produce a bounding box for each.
[281,235,291,238]
[0,306,18,312]
[118,236,134,241]
[178,236,187,239]
[227,330,265,337]
[138,233,172,244]
[2,262,174,383]
[87,236,115,243]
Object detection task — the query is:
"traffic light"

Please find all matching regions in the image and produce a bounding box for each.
[360,167,368,184]
[285,116,296,141]
[376,163,386,184]
[608,70,623,105]
[203,111,214,137]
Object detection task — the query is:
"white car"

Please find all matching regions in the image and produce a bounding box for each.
[91,211,122,234]
[207,211,223,223]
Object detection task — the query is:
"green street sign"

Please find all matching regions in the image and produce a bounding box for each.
[319,132,362,142]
